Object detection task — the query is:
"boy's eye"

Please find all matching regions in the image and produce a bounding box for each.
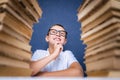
[49,29,66,37]
[51,30,56,34]
[60,32,65,37]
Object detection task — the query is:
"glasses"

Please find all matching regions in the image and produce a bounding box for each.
[48,29,67,37]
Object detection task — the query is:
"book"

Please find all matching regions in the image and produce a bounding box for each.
[0,0,35,26]
[0,66,32,76]
[86,28,120,49]
[0,23,29,43]
[81,9,120,34]
[18,0,40,22]
[0,3,32,29]
[0,0,42,77]
[77,0,102,22]
[85,48,120,63]
[77,0,120,77]
[0,55,30,69]
[0,12,32,41]
[0,41,31,62]
[85,35,120,54]
[81,17,120,40]
[12,0,36,24]
[81,20,120,43]
[85,56,120,72]
[77,0,91,14]
[80,0,120,28]
[86,70,120,77]
[0,32,31,52]
[27,0,42,18]
[85,40,120,58]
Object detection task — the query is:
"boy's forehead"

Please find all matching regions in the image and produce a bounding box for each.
[51,25,65,30]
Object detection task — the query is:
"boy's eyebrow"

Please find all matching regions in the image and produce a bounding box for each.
[50,29,66,31]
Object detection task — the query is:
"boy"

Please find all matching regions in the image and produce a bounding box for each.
[30,24,83,77]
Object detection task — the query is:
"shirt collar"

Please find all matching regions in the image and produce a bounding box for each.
[47,48,63,56]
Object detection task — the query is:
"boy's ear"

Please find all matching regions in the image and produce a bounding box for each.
[45,36,49,42]
[63,39,67,45]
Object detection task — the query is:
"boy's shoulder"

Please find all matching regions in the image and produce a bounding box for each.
[35,49,47,53]
[64,50,72,54]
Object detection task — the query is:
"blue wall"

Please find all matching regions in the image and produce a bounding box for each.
[30,0,86,76]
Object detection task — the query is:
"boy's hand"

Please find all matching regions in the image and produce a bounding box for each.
[53,43,63,59]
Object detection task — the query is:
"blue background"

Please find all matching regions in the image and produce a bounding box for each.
[30,0,86,76]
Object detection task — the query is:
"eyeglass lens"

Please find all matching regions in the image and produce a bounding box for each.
[49,29,66,37]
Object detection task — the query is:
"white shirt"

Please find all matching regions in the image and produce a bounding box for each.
[31,49,78,72]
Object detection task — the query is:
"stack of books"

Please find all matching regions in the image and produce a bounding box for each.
[0,0,42,76]
[77,0,120,77]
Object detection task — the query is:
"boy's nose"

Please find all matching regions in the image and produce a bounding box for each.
[56,31,61,37]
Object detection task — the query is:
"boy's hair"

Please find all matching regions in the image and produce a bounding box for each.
[47,24,67,38]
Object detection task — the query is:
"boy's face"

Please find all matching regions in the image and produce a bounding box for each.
[46,25,67,46]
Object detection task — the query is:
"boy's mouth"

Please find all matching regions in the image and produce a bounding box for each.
[53,38,61,41]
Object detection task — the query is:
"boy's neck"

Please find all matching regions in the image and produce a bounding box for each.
[48,46,54,54]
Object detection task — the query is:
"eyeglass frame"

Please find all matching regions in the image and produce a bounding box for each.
[47,29,67,38]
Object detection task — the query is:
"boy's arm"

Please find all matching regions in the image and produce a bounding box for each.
[36,62,84,77]
[30,52,59,76]
[30,43,63,76]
